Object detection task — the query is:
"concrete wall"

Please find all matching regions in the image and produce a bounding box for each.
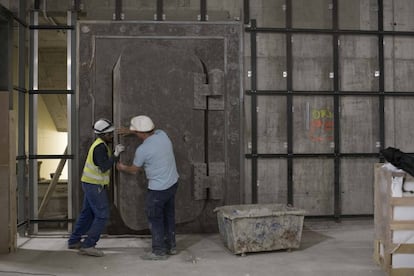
[46,0,414,215]
[243,0,414,216]
[9,0,414,226]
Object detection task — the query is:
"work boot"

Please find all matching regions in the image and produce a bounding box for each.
[167,248,177,255]
[79,246,104,257]
[67,241,82,249]
[140,252,168,260]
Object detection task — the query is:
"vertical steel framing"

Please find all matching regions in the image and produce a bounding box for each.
[17,0,27,232]
[114,0,122,20]
[34,0,40,10]
[28,10,39,233]
[25,5,77,232]
[285,0,293,205]
[378,0,385,158]
[0,8,13,106]
[74,0,81,11]
[243,0,250,25]
[67,10,78,231]
[332,0,341,220]
[250,20,258,203]
[244,1,412,217]
[200,0,207,21]
[156,0,163,21]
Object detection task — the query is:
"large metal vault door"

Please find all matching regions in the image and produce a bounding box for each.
[78,22,242,233]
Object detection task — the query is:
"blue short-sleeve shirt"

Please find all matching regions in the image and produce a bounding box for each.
[133,129,179,190]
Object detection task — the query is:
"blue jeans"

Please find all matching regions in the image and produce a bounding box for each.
[68,182,109,248]
[146,183,178,255]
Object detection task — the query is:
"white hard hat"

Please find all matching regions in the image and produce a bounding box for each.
[130,115,155,132]
[93,118,114,134]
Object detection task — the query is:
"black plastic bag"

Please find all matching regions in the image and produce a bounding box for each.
[381,147,414,177]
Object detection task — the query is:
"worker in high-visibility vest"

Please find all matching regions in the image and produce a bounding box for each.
[68,118,125,257]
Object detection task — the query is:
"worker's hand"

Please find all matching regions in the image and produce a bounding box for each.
[116,162,140,175]
[114,144,125,157]
[116,162,123,170]
[116,127,133,136]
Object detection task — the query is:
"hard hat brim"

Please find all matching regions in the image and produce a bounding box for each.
[95,126,115,133]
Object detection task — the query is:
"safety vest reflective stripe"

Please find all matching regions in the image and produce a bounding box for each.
[81,138,111,185]
[82,169,110,183]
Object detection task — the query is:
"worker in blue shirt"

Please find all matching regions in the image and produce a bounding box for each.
[68,118,125,257]
[117,115,179,260]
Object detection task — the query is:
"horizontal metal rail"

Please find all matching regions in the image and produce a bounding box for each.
[30,219,75,223]
[305,214,373,220]
[29,89,74,94]
[245,26,414,36]
[246,90,414,96]
[29,154,74,160]
[29,25,74,30]
[245,153,382,159]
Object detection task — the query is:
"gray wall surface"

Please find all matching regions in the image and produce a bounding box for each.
[244,0,414,217]
[9,0,414,233]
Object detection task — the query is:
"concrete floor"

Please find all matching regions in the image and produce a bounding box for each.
[0,219,386,276]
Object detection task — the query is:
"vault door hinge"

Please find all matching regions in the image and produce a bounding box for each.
[194,69,224,110]
[192,162,225,200]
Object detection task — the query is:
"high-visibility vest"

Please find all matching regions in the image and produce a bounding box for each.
[81,138,112,185]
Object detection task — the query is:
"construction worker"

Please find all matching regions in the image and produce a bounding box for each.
[117,115,179,260]
[67,118,125,257]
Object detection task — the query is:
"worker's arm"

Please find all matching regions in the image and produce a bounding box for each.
[116,127,135,136]
[93,143,117,172]
[116,162,142,175]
